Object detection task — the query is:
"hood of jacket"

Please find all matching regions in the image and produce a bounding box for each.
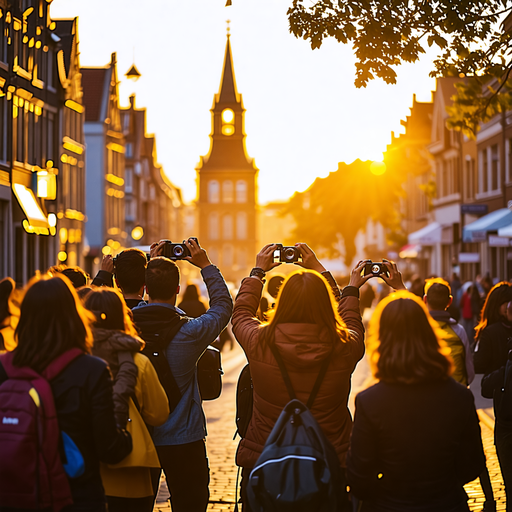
[92,329,144,373]
[428,310,456,325]
[131,304,186,337]
[273,323,336,370]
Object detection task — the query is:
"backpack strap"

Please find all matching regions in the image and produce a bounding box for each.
[42,348,84,381]
[269,342,296,400]
[269,342,331,408]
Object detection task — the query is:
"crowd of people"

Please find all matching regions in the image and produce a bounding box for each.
[0,239,510,512]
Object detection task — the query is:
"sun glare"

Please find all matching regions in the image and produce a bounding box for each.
[370,161,387,176]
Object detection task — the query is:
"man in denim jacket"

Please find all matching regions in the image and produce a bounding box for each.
[132,239,233,512]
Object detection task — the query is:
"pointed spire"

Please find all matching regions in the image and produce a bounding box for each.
[217,25,239,104]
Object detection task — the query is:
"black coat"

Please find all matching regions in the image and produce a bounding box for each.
[346,379,485,512]
[481,358,512,425]
[0,354,132,504]
[474,322,512,375]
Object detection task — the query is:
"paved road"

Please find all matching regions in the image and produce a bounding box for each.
[154,343,506,511]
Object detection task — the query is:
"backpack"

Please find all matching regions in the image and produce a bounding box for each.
[234,363,253,439]
[0,348,83,512]
[140,318,187,411]
[247,344,340,512]
[197,345,223,400]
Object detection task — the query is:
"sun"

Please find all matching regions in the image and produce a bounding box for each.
[370,161,387,176]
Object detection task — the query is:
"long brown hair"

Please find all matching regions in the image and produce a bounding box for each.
[13,274,94,373]
[474,282,512,341]
[367,290,452,384]
[259,270,349,345]
[84,287,138,337]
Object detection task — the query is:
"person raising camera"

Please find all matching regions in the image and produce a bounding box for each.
[232,244,406,511]
[131,238,232,512]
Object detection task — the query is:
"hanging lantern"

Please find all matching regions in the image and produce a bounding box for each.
[125,64,141,81]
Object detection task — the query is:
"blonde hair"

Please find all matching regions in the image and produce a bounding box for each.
[367,290,453,384]
[259,269,349,346]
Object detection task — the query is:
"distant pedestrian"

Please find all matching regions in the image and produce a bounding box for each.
[347,291,486,512]
[231,244,407,511]
[178,283,207,318]
[0,274,132,512]
[424,278,474,386]
[84,288,169,512]
[460,284,479,345]
[61,267,89,289]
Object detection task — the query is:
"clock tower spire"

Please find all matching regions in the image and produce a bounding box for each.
[196,28,258,283]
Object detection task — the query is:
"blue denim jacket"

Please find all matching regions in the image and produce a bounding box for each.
[133,265,232,445]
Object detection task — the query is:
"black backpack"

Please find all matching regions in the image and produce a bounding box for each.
[197,345,223,401]
[234,363,253,439]
[247,344,340,512]
[140,319,187,412]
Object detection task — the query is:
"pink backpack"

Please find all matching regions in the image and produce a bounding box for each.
[0,348,83,512]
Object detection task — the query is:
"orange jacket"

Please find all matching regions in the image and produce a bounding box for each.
[232,275,364,469]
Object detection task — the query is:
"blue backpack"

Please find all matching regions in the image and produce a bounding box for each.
[247,344,341,512]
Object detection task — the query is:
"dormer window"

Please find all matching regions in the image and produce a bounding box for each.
[221,108,234,136]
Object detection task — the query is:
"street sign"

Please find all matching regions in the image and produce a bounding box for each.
[459,252,480,263]
[489,235,511,247]
[461,204,489,215]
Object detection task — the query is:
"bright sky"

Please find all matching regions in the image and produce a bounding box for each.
[51,0,437,204]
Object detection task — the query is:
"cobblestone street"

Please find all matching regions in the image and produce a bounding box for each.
[153,345,507,511]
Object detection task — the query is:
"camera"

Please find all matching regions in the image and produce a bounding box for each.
[275,244,301,263]
[161,238,199,260]
[363,261,389,278]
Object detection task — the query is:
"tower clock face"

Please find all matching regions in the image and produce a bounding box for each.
[222,108,235,136]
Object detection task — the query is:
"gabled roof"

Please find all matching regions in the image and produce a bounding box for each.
[54,19,76,78]
[81,67,108,122]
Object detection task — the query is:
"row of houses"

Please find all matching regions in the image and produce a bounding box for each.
[393,77,512,282]
[0,1,183,284]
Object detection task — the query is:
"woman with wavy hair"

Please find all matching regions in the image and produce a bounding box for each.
[0,274,132,512]
[347,291,486,512]
[232,243,406,511]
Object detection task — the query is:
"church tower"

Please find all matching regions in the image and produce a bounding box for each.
[196,28,258,284]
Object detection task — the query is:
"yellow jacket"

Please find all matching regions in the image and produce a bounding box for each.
[100,353,169,498]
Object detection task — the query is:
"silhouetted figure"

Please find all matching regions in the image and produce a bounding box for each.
[178,284,207,318]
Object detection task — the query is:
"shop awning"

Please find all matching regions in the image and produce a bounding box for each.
[408,222,442,245]
[463,208,512,242]
[12,183,49,228]
[399,244,421,259]
[498,223,512,237]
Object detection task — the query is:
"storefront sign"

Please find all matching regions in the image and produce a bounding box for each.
[470,231,487,242]
[489,235,511,247]
[461,204,489,215]
[458,252,480,263]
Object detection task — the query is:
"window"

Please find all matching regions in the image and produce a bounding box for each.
[125,142,133,158]
[209,212,219,240]
[125,168,133,193]
[491,144,499,191]
[481,149,488,193]
[236,211,247,240]
[27,111,34,165]
[236,180,247,203]
[221,108,234,136]
[223,244,234,268]
[237,248,247,269]
[47,49,54,89]
[222,180,233,203]
[465,158,476,200]
[47,112,54,161]
[223,214,233,240]
[208,180,220,203]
